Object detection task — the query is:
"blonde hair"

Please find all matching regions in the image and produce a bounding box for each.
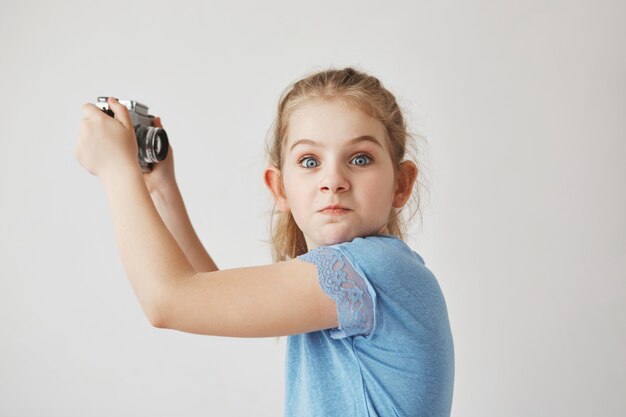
[264,66,426,262]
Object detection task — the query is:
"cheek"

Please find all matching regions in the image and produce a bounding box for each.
[282,171,310,210]
[363,169,396,210]
[281,171,298,200]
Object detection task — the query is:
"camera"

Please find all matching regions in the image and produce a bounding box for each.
[95,97,169,173]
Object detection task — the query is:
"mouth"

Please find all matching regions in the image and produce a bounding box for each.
[319,205,351,215]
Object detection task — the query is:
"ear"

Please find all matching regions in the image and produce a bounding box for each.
[264,166,290,212]
[392,161,418,208]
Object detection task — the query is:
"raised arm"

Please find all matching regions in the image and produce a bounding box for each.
[143,117,218,273]
[101,162,337,336]
[158,260,339,337]
[149,178,218,273]
[76,99,337,336]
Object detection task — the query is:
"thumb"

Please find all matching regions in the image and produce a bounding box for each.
[107,97,133,129]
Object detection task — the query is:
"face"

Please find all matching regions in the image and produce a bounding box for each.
[272,97,398,250]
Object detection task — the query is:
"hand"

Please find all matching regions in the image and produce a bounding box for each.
[74,97,138,178]
[142,116,177,194]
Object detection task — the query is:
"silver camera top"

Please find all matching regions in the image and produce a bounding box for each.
[95,96,154,127]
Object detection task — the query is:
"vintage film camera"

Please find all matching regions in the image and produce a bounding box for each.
[95,97,169,173]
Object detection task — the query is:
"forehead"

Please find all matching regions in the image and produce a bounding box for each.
[285,98,388,152]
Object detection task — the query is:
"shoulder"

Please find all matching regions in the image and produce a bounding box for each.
[326,234,438,299]
[330,234,425,269]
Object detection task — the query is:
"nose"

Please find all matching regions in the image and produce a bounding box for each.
[319,162,350,194]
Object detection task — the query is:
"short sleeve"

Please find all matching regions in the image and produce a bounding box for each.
[297,247,376,340]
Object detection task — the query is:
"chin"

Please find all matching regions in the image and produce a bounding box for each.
[317,228,361,246]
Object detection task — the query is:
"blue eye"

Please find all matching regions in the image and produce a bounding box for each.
[351,154,372,166]
[299,156,320,168]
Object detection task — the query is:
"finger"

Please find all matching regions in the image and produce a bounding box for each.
[107,97,133,129]
[81,103,102,118]
[153,116,163,128]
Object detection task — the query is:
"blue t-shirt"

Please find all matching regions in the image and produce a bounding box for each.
[285,234,454,417]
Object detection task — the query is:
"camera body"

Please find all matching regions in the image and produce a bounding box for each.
[95,97,169,173]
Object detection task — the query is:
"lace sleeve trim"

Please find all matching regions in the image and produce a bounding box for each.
[298,247,375,339]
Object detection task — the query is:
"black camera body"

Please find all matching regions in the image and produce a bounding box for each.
[95,97,169,173]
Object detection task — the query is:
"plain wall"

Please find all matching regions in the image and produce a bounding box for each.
[1,0,624,416]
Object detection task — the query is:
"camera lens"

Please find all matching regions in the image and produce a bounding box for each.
[135,125,169,163]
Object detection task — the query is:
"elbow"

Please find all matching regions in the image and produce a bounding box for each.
[147,273,194,330]
[149,310,167,329]
[146,294,169,329]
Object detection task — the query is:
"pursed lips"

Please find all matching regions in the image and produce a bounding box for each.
[319,205,351,215]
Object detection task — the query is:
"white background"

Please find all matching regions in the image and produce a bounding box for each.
[1,0,624,416]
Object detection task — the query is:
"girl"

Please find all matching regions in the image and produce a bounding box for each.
[75,67,454,416]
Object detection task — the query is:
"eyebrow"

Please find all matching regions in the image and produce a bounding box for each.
[289,135,384,153]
